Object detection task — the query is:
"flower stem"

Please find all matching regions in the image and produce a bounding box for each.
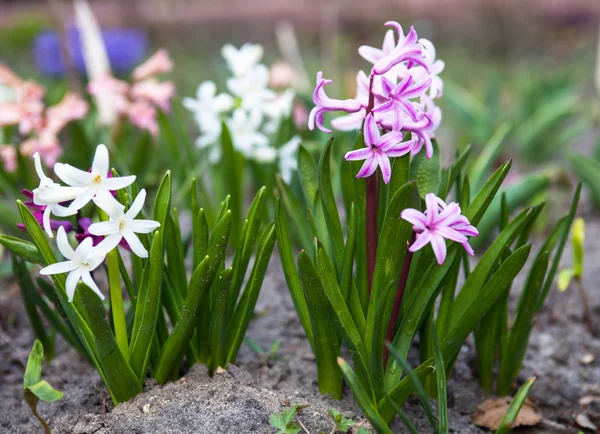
[366,173,379,296]
[107,248,129,359]
[575,277,595,336]
[383,234,415,368]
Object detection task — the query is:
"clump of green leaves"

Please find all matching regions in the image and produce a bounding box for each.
[2,174,275,404]
[23,340,64,434]
[276,134,580,431]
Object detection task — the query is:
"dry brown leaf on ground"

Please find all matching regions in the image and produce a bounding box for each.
[472,396,543,430]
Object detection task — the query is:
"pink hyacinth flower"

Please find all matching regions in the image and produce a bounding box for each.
[372,23,428,76]
[132,49,173,81]
[0,145,17,172]
[130,78,176,112]
[20,132,63,167]
[45,92,89,135]
[308,71,364,133]
[344,113,412,184]
[400,193,478,265]
[126,100,159,137]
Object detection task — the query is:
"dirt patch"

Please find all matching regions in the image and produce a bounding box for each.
[1,214,599,433]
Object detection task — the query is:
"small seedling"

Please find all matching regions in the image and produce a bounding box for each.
[245,337,284,361]
[328,408,355,433]
[270,406,303,434]
[23,340,64,434]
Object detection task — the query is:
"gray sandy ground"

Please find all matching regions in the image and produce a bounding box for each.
[1,209,599,433]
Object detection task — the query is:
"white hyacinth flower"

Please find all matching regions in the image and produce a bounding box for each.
[183,81,234,134]
[31,153,82,237]
[221,43,264,78]
[54,144,136,213]
[227,64,276,112]
[263,88,295,134]
[89,189,160,258]
[227,109,269,159]
[40,226,105,302]
[278,135,301,184]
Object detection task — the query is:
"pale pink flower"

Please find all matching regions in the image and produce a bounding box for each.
[45,92,89,135]
[132,49,173,81]
[87,75,130,113]
[126,100,159,137]
[401,193,478,265]
[0,145,17,172]
[269,61,296,88]
[373,75,432,123]
[130,78,175,112]
[344,113,412,184]
[20,132,63,167]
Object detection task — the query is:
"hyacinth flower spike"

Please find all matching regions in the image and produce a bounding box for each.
[344,113,412,184]
[54,144,136,212]
[39,226,106,302]
[308,71,364,133]
[400,193,478,265]
[31,153,82,237]
[89,189,160,258]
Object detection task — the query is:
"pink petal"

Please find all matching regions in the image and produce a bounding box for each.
[363,113,380,146]
[356,155,378,178]
[345,147,373,161]
[376,152,391,184]
[430,234,447,265]
[409,231,431,252]
[400,208,427,231]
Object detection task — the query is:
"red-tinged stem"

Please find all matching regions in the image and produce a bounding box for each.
[365,72,379,296]
[383,233,415,368]
[366,174,379,296]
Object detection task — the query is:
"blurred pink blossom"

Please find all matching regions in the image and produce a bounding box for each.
[127,100,159,137]
[133,49,173,81]
[0,145,17,172]
[130,78,176,112]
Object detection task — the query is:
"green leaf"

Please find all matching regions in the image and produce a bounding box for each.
[14,258,54,359]
[298,145,319,209]
[410,140,440,199]
[319,140,345,276]
[464,160,512,226]
[275,200,315,352]
[153,171,172,246]
[154,255,216,384]
[208,268,233,374]
[277,175,313,251]
[23,340,64,434]
[316,242,373,399]
[432,327,448,434]
[0,235,45,264]
[378,359,435,422]
[298,250,342,399]
[226,222,276,363]
[497,251,549,395]
[79,285,142,401]
[474,171,551,245]
[338,358,392,434]
[165,212,188,298]
[536,184,581,311]
[444,244,531,364]
[228,186,268,317]
[129,231,164,381]
[219,122,244,245]
[495,377,536,434]
[386,345,437,430]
